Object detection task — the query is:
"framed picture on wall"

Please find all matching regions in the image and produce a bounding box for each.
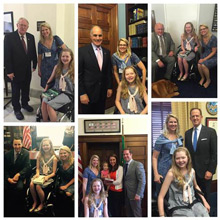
[4,11,14,34]
[206,117,217,132]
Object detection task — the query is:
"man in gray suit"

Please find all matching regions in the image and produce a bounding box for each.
[123,149,146,217]
[152,23,175,82]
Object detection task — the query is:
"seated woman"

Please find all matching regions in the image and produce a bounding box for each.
[158,147,210,217]
[84,178,108,217]
[198,24,217,88]
[177,22,200,81]
[29,138,58,212]
[112,38,146,85]
[41,48,74,122]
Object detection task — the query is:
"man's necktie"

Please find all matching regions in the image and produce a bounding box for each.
[159,36,166,57]
[21,35,27,54]
[15,153,19,163]
[96,47,102,70]
[193,128,197,152]
[125,163,128,175]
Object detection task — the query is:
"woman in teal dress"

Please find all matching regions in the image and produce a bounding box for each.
[38,22,66,88]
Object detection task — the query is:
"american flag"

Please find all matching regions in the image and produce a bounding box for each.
[78,148,83,184]
[23,126,32,149]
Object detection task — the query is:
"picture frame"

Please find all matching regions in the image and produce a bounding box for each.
[4,11,14,34]
[205,117,218,132]
[84,119,121,133]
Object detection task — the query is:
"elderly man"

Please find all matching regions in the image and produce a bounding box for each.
[79,25,112,114]
[4,17,37,120]
[152,23,175,82]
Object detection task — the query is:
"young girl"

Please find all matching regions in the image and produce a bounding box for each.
[177,22,200,81]
[158,147,210,217]
[41,48,74,122]
[101,162,110,193]
[84,178,108,217]
[29,138,58,212]
[115,66,148,114]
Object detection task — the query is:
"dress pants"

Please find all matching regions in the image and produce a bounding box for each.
[81,100,106,114]
[124,194,142,217]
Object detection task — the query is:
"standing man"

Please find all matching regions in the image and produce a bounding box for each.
[79,25,112,114]
[123,149,146,217]
[4,17,37,120]
[152,23,175,82]
[185,108,217,202]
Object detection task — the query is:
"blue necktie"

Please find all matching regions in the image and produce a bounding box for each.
[125,163,128,175]
[193,128,197,152]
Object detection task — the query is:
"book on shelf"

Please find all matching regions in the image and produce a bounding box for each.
[129,20,146,36]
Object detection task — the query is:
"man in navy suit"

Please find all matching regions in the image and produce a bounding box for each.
[79,25,112,114]
[123,149,146,217]
[4,17,37,120]
[185,108,217,202]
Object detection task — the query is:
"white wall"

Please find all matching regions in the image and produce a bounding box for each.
[4,4,75,91]
[152,4,216,52]
[78,117,149,136]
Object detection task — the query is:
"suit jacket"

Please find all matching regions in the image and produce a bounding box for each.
[4,148,31,181]
[185,125,217,178]
[4,30,37,83]
[152,32,175,62]
[78,44,112,103]
[123,160,146,199]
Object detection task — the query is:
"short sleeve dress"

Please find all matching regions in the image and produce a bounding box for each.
[43,69,74,110]
[112,52,140,80]
[38,35,64,88]
[83,167,101,195]
[200,35,217,69]
[58,163,74,194]
[168,170,209,217]
[89,198,104,217]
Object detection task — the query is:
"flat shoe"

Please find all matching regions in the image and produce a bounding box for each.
[34,207,44,212]
[29,207,36,212]
[181,76,188,81]
[177,75,182,81]
[22,104,34,112]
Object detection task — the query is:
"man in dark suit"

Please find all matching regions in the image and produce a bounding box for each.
[152,23,175,82]
[4,17,37,120]
[185,108,217,202]
[123,149,146,217]
[79,25,112,114]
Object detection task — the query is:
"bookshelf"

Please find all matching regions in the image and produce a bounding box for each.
[126,4,148,77]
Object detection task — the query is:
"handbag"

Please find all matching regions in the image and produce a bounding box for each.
[33,175,45,185]
[42,88,60,101]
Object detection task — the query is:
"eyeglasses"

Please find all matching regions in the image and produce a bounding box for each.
[200,27,207,31]
[119,44,127,47]
[18,24,28,28]
[93,34,102,37]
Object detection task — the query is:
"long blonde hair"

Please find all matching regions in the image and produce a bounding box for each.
[116,38,131,58]
[162,114,180,138]
[55,48,74,83]
[88,178,107,208]
[121,66,144,99]
[171,147,192,188]
[199,24,212,41]
[59,146,74,166]
[39,138,56,159]
[182,22,198,40]
[89,155,100,171]
[39,22,53,43]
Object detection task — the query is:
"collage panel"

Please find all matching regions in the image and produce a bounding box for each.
[4,125,74,217]
[78,117,148,217]
[151,102,217,217]
[151,4,217,98]
[78,3,148,114]
[4,3,74,122]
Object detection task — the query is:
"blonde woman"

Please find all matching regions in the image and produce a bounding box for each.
[152,114,183,197]
[112,38,146,85]
[198,24,217,88]
[82,155,100,203]
[38,22,66,88]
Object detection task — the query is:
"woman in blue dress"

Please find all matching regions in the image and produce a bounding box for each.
[112,38,146,86]
[198,24,217,88]
[82,155,101,204]
[38,22,66,88]
[152,114,183,197]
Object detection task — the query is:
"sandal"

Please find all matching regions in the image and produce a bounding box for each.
[29,206,36,212]
[34,206,44,212]
[181,74,188,81]
[177,74,183,81]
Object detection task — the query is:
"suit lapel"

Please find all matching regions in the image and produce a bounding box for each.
[197,125,205,150]
[88,44,101,71]
[16,30,28,56]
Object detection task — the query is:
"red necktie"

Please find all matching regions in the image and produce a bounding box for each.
[21,35,27,54]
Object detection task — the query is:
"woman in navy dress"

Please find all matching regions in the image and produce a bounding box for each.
[198,24,217,88]
[38,22,66,88]
[152,114,183,197]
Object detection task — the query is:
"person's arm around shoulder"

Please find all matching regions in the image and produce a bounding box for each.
[140,89,148,114]
[84,196,89,217]
[103,197,109,217]
[158,169,174,217]
[115,82,126,114]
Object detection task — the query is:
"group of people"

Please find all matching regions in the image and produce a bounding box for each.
[152,108,217,217]
[4,136,74,216]
[79,25,148,114]
[152,22,217,88]
[4,17,74,121]
[81,149,146,217]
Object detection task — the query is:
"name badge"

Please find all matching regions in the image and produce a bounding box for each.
[119,68,123,74]
[45,52,51,57]
[99,210,102,217]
